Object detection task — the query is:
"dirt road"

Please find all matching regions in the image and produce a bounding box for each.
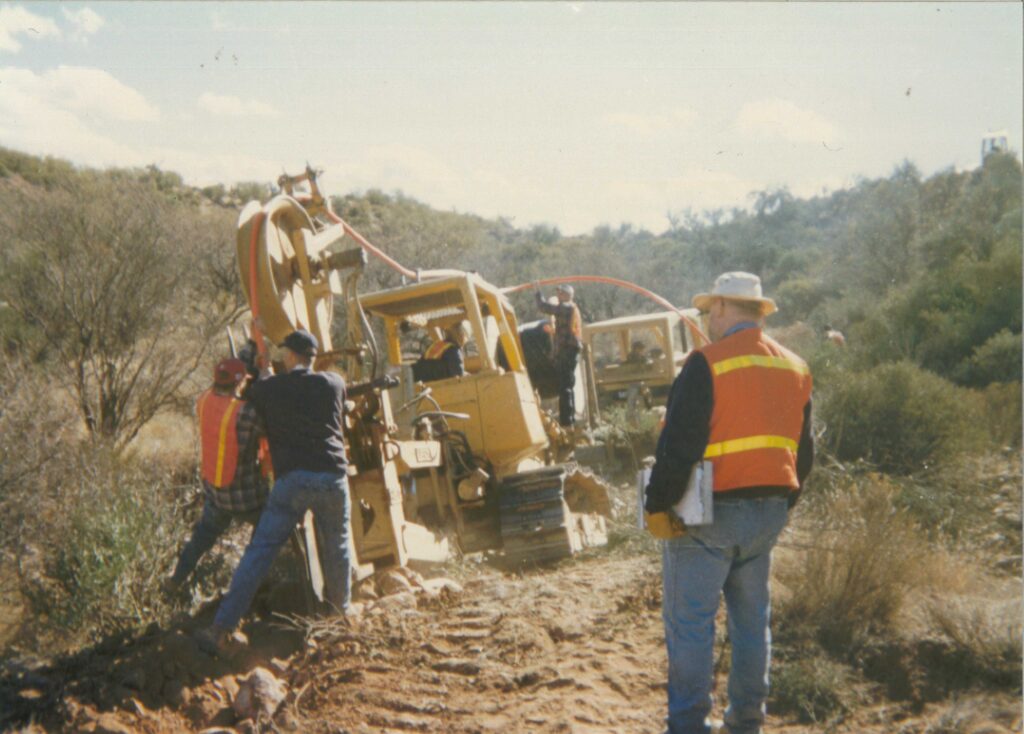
[3,542,1020,733]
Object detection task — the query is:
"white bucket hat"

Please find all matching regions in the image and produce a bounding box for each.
[692,271,777,316]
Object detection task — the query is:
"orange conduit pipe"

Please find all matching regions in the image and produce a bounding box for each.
[314,198,708,345]
[323,208,418,281]
[504,276,710,347]
[248,211,268,358]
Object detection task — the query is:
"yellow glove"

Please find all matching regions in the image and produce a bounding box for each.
[644,511,686,539]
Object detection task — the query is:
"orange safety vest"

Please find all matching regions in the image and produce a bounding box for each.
[424,340,455,360]
[699,328,812,494]
[569,304,582,340]
[196,389,243,489]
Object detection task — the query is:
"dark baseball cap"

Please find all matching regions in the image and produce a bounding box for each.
[214,358,247,387]
[280,329,319,357]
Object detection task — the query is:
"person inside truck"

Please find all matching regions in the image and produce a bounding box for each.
[624,339,650,366]
[412,321,470,382]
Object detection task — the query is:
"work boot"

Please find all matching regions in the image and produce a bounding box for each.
[194,624,231,657]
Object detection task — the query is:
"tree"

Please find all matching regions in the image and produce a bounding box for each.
[0,173,243,447]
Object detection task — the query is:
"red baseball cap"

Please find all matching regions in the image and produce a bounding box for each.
[213,358,247,387]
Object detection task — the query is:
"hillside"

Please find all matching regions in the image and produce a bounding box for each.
[0,145,1020,733]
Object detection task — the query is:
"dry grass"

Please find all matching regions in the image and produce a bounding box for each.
[924,694,1024,734]
[776,473,940,652]
[924,595,1023,688]
[128,410,198,482]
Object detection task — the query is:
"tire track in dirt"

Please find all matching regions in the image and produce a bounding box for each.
[292,556,669,733]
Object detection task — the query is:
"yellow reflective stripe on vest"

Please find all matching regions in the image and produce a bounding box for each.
[703,434,798,458]
[425,341,450,360]
[712,354,809,377]
[214,398,241,486]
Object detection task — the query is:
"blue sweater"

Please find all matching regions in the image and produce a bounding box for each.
[246,366,348,477]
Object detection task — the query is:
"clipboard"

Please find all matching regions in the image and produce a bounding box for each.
[672,460,714,526]
[637,460,714,529]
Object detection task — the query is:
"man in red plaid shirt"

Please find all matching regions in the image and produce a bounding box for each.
[164,357,270,593]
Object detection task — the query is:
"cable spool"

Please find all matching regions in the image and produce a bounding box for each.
[237,195,359,352]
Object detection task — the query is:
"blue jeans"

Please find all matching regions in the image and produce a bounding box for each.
[171,500,260,585]
[213,470,352,631]
[662,496,789,734]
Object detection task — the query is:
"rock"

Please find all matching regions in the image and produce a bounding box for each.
[378,569,415,596]
[396,566,426,588]
[545,619,585,642]
[354,579,379,600]
[143,670,166,704]
[120,666,146,691]
[127,697,150,719]
[185,694,225,728]
[92,713,135,734]
[233,667,288,720]
[421,577,464,595]
[161,678,191,707]
[431,658,482,676]
[372,591,418,611]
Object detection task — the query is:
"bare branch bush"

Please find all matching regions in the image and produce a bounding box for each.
[0,175,242,448]
[0,358,78,551]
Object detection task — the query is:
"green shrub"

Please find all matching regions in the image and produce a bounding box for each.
[820,361,987,473]
[25,448,190,644]
[771,650,854,723]
[979,381,1022,448]
[956,329,1022,386]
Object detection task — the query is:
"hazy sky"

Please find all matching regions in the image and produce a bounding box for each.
[1,2,1020,234]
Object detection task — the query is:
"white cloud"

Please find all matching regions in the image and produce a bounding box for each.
[0,66,159,123]
[62,7,104,44]
[736,99,839,144]
[603,109,696,136]
[210,10,231,31]
[0,5,60,53]
[0,68,142,165]
[198,92,279,117]
[0,65,161,173]
[0,66,278,186]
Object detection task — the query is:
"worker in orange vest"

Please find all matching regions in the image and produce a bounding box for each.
[535,283,583,427]
[165,357,270,594]
[644,272,813,734]
[412,321,470,383]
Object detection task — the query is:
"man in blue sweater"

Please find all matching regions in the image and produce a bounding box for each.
[197,329,351,653]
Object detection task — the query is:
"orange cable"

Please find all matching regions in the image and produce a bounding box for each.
[316,198,708,345]
[248,211,268,357]
[504,276,709,346]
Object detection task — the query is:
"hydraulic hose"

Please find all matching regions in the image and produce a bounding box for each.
[503,276,709,346]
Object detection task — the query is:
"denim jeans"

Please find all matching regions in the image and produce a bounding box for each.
[661,496,789,734]
[213,470,352,631]
[170,500,260,585]
[557,351,578,427]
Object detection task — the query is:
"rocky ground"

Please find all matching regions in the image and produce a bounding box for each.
[2,453,1021,734]
[2,539,1021,734]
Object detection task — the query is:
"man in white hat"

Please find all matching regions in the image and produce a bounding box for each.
[645,272,814,734]
[535,283,583,427]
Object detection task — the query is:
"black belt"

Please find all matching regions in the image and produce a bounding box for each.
[713,486,791,503]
